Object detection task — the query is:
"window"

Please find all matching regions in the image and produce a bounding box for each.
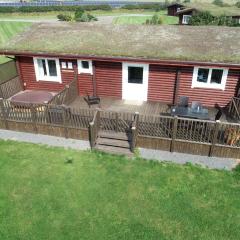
[77,60,93,74]
[128,67,143,84]
[34,57,61,82]
[182,15,191,24]
[61,61,73,69]
[192,67,228,90]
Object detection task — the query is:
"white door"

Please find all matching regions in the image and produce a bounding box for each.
[122,62,149,101]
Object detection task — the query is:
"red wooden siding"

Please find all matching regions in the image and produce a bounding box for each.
[148,65,177,103]
[95,61,122,98]
[78,74,93,96]
[17,56,74,92]
[178,67,239,107]
[16,56,239,107]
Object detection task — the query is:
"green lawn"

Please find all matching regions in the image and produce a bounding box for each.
[0,21,32,64]
[0,140,239,239]
[113,12,178,25]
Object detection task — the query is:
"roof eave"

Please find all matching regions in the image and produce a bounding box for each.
[1,50,240,69]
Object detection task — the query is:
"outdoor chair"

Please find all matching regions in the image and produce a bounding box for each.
[191,101,202,111]
[178,96,189,107]
[215,109,223,121]
[84,92,100,108]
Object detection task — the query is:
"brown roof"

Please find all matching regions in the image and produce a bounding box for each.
[167,3,184,8]
[1,22,240,64]
[176,8,197,15]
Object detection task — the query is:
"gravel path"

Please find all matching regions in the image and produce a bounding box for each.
[0,129,90,150]
[139,148,239,171]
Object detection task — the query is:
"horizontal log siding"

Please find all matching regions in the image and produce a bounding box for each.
[178,67,240,107]
[18,57,74,92]
[78,74,93,96]
[148,65,177,103]
[95,61,122,98]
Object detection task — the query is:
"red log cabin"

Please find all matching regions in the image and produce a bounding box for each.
[0,23,240,108]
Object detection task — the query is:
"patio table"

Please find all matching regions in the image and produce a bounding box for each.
[171,106,210,120]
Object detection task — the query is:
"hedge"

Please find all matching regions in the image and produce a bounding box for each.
[121,3,167,11]
[0,5,112,13]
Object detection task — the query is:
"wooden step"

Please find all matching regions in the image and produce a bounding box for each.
[95,145,133,157]
[97,137,130,148]
[98,130,130,141]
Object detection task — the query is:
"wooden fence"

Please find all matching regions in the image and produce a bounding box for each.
[0,98,239,159]
[0,77,23,99]
[49,73,78,105]
[0,60,18,84]
[229,97,240,121]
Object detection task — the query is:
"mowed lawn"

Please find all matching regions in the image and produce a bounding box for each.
[113,12,178,25]
[0,140,240,239]
[0,21,31,64]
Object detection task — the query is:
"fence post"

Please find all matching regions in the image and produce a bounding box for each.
[89,121,95,149]
[0,98,8,129]
[131,112,139,152]
[30,104,37,133]
[209,120,220,157]
[115,112,119,132]
[170,116,178,152]
[62,105,69,139]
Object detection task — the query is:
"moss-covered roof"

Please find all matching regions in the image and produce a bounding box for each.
[1,22,240,64]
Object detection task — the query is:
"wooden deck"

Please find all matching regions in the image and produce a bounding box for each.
[69,96,225,121]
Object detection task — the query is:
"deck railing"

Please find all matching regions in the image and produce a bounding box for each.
[228,97,240,121]
[0,98,239,159]
[0,77,23,99]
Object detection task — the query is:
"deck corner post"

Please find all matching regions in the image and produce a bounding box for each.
[209,120,220,157]
[62,105,69,139]
[89,121,95,149]
[30,103,37,133]
[115,112,119,132]
[170,116,178,152]
[0,98,8,130]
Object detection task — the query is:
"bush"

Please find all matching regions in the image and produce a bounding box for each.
[236,1,240,8]
[189,11,215,25]
[122,3,167,11]
[212,0,224,6]
[145,14,163,25]
[74,8,97,22]
[189,11,239,27]
[57,14,73,22]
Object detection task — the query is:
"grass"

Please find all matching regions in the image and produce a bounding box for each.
[0,21,31,64]
[0,140,240,239]
[113,14,178,25]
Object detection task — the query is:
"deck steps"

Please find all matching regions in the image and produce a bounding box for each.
[95,130,133,157]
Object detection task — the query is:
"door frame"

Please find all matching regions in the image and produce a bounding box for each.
[122,62,149,101]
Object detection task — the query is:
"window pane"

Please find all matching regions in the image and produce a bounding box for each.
[128,67,143,84]
[37,59,47,76]
[82,61,89,69]
[48,60,57,77]
[211,69,223,84]
[197,68,209,83]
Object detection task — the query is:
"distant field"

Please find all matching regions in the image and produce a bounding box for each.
[0,21,31,64]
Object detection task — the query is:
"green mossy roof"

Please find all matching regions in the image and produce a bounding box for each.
[1,22,240,64]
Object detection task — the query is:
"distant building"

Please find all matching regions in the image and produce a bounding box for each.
[176,8,199,25]
[167,3,184,16]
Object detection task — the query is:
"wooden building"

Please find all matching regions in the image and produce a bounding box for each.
[167,3,184,16]
[0,23,240,108]
[176,8,198,25]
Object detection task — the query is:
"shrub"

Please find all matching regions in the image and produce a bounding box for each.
[236,1,240,8]
[122,3,167,11]
[146,14,163,25]
[189,11,215,25]
[0,5,112,13]
[212,0,224,6]
[75,9,97,22]
[57,14,73,22]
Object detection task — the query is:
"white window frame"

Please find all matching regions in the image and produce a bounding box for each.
[77,60,93,74]
[182,15,191,24]
[33,57,61,83]
[191,67,228,90]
